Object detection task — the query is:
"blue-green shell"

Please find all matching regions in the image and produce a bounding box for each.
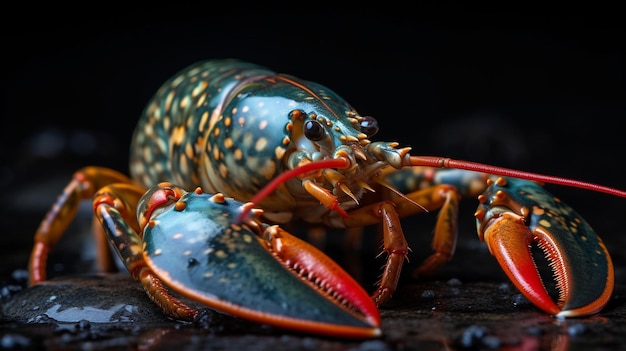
[129,60,364,212]
[142,191,371,327]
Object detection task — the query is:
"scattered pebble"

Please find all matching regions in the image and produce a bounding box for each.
[567,323,586,336]
[447,278,462,286]
[1,334,32,349]
[498,282,511,293]
[459,325,488,347]
[526,325,545,336]
[481,335,502,349]
[77,319,91,331]
[350,340,390,351]
[11,269,29,283]
[0,285,23,300]
[420,290,435,300]
[511,294,532,308]
[458,325,502,349]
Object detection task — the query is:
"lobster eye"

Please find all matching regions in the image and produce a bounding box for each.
[359,116,379,137]
[304,120,326,141]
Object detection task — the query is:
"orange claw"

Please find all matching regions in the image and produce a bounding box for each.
[262,225,381,331]
[476,177,614,317]
[479,212,561,315]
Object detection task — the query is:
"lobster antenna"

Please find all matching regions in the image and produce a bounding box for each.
[236,158,350,223]
[409,156,626,198]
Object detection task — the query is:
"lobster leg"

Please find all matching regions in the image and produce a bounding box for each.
[326,184,462,306]
[93,185,199,320]
[349,201,408,306]
[29,166,135,285]
[409,185,460,278]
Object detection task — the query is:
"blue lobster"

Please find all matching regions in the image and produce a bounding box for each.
[28,60,624,338]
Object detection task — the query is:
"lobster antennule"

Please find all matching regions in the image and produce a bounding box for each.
[408,156,626,198]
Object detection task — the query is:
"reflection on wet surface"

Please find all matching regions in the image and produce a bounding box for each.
[43,303,134,323]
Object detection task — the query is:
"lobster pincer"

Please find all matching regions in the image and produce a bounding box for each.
[94,181,381,338]
[474,177,614,317]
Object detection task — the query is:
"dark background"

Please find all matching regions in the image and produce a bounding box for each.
[1,6,624,280]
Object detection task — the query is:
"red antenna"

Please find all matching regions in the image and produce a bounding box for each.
[236,155,626,223]
[409,156,626,198]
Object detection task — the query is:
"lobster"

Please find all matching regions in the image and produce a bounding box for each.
[28,59,625,338]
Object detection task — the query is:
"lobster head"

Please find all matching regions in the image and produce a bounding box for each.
[196,66,406,218]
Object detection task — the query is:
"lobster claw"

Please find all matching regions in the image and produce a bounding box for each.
[141,190,380,338]
[475,177,614,317]
[257,224,382,336]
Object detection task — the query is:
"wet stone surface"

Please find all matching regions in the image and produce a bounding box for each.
[2,274,171,325]
[2,272,626,350]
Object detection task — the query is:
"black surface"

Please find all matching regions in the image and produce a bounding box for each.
[1,6,625,350]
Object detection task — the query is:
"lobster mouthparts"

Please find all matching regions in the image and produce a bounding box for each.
[142,191,380,338]
[475,177,614,317]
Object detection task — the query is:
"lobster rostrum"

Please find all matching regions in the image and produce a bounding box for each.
[29,60,624,338]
